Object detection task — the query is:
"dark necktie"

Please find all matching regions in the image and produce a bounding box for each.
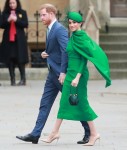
[46,27,50,39]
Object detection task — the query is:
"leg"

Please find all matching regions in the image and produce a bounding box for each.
[87,121,97,136]
[51,119,63,133]
[8,59,16,86]
[81,121,90,137]
[83,121,100,146]
[16,71,62,144]
[77,121,90,144]
[42,119,63,143]
[31,72,62,137]
[17,63,26,85]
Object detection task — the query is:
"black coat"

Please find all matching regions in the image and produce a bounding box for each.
[0,9,29,64]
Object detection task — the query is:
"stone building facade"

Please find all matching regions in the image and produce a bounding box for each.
[0,0,127,78]
[1,0,127,43]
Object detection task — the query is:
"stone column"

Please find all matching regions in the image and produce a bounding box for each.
[70,0,79,11]
[98,0,110,27]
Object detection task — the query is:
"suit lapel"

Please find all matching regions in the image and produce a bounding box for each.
[46,21,58,49]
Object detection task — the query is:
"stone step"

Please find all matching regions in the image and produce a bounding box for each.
[100,42,127,50]
[111,69,127,79]
[99,25,127,79]
[109,60,127,69]
[100,33,127,42]
[0,67,103,80]
[105,50,127,60]
[0,68,48,80]
[100,26,127,33]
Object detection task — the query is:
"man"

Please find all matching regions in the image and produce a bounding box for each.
[16,3,90,144]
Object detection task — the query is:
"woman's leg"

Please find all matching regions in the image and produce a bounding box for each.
[83,121,100,146]
[8,59,16,86]
[42,119,63,143]
[87,121,98,136]
[17,63,26,85]
[51,119,63,133]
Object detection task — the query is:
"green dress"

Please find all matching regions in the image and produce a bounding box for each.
[57,30,111,121]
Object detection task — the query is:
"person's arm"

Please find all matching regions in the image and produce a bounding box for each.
[71,56,85,87]
[56,26,68,73]
[0,11,10,29]
[56,26,69,84]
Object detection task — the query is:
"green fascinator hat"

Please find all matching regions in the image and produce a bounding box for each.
[67,12,83,23]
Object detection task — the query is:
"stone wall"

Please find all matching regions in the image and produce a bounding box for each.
[0,0,69,42]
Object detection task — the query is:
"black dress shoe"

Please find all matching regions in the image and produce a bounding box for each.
[77,136,89,144]
[16,134,39,144]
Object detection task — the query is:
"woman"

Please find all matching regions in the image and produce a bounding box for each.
[0,0,28,86]
[42,12,111,146]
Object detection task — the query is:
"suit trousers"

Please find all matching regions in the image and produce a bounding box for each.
[31,69,90,137]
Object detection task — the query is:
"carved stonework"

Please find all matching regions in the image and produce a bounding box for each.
[82,3,102,79]
[82,4,101,44]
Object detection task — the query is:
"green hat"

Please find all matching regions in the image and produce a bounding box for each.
[67,12,83,23]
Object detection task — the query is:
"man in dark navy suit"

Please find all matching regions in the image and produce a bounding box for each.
[16,3,90,144]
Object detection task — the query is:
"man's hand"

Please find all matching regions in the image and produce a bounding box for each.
[41,51,49,58]
[58,73,66,85]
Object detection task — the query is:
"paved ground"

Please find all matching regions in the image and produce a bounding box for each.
[0,79,127,150]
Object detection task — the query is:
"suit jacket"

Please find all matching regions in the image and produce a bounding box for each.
[0,9,29,64]
[46,21,68,76]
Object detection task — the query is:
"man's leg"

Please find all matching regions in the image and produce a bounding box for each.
[31,81,59,136]
[77,121,90,144]
[16,71,62,144]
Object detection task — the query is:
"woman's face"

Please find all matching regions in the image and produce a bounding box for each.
[9,0,17,10]
[68,19,82,32]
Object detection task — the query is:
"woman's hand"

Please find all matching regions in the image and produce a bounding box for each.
[71,73,81,87]
[11,15,17,22]
[8,14,13,22]
[71,77,79,87]
[8,14,17,22]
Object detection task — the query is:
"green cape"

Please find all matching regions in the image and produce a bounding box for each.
[69,30,111,87]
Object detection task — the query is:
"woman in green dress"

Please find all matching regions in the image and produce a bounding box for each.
[42,12,111,146]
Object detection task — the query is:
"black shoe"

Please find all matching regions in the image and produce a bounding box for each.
[16,134,39,144]
[77,136,89,144]
[11,79,16,86]
[17,80,26,86]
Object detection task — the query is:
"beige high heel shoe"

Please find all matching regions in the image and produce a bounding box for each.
[41,132,60,144]
[83,134,100,146]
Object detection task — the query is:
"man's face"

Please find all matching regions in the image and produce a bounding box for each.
[40,8,51,26]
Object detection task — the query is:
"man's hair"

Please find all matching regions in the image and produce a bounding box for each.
[40,3,57,15]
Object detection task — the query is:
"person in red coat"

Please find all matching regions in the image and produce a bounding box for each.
[0,0,29,86]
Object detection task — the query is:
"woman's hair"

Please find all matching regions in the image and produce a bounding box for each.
[3,0,22,12]
[40,3,57,15]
